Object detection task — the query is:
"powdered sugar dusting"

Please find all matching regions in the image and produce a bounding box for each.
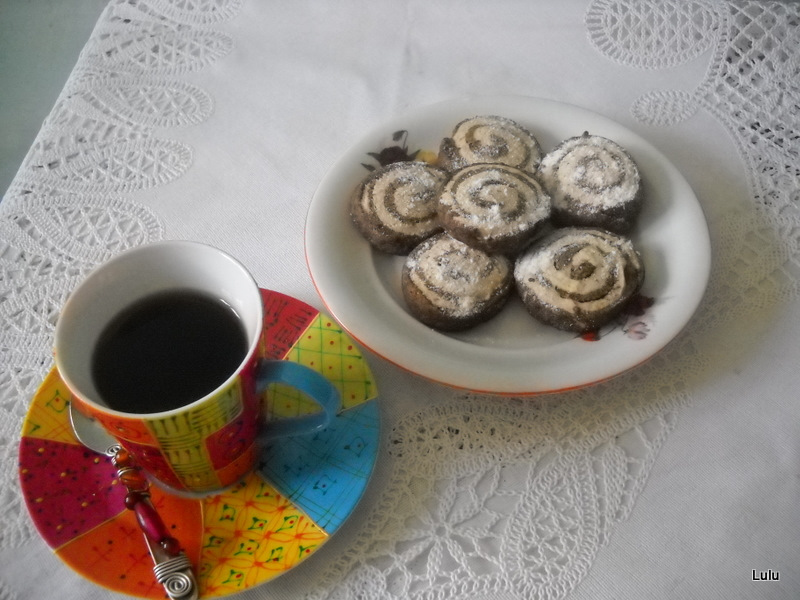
[446,115,543,172]
[440,164,550,238]
[515,228,643,315]
[540,134,640,210]
[361,162,448,235]
[407,234,511,317]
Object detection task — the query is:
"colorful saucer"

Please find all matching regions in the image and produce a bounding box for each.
[19,289,380,598]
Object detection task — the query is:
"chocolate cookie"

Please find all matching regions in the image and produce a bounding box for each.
[350,161,449,254]
[438,115,543,173]
[539,133,643,234]
[402,233,512,331]
[438,163,551,255]
[514,227,645,333]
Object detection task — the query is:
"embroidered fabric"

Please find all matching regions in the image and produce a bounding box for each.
[302,3,800,597]
[0,0,229,549]
[0,1,797,599]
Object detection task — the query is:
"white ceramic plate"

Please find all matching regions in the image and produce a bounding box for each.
[305,96,711,394]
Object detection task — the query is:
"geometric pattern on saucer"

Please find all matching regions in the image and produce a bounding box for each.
[19,289,380,598]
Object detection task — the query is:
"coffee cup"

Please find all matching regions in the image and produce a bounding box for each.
[54,240,340,495]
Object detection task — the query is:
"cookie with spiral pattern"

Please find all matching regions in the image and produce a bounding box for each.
[539,133,643,234]
[514,227,644,333]
[438,163,551,255]
[350,161,449,254]
[437,115,543,173]
[402,233,513,331]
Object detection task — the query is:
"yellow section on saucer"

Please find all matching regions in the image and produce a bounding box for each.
[198,472,327,597]
[267,314,377,419]
[22,369,78,445]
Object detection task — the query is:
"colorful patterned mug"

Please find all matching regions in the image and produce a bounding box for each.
[54,241,340,495]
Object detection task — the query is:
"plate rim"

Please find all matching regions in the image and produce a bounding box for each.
[305,94,712,394]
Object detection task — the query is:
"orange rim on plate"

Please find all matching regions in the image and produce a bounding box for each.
[305,96,711,394]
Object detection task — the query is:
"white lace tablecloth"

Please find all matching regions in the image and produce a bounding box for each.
[1,1,798,599]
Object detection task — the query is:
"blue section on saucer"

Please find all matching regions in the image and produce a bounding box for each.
[258,400,380,533]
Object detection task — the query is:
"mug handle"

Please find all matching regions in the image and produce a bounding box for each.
[254,359,341,441]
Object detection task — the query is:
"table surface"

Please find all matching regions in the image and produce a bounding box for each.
[1,1,798,599]
[0,1,107,196]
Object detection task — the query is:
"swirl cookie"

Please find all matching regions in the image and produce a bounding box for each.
[402,233,513,331]
[438,163,551,255]
[350,161,450,254]
[539,133,643,233]
[514,227,644,333]
[438,115,543,173]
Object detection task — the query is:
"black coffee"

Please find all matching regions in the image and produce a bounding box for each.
[91,290,249,414]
